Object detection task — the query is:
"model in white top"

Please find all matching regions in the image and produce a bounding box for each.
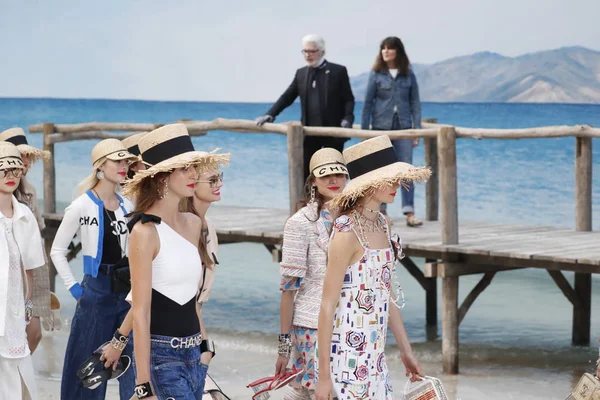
[121,123,229,400]
[0,142,45,400]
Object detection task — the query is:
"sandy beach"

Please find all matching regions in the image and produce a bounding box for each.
[32,325,588,400]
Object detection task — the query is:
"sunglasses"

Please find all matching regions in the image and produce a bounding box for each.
[0,168,24,179]
[197,172,224,188]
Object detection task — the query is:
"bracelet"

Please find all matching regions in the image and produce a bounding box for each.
[278,333,291,341]
[134,382,154,399]
[111,329,129,351]
[25,300,33,324]
[278,336,293,358]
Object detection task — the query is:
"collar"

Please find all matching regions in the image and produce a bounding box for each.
[310,58,327,69]
[0,195,28,222]
[86,190,125,208]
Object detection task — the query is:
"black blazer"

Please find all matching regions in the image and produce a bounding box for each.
[267,61,355,127]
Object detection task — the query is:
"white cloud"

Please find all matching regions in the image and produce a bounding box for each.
[0,0,598,102]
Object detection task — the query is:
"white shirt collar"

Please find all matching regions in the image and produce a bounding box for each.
[0,195,28,222]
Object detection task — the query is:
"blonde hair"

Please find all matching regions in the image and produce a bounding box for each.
[76,168,101,197]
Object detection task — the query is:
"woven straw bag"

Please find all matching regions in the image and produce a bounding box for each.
[404,376,449,400]
[566,373,600,400]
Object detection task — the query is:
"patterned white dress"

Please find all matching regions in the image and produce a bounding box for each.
[317,214,395,400]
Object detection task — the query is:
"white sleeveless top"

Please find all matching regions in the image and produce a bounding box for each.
[152,222,202,305]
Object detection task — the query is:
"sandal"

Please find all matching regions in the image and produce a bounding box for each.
[76,342,107,379]
[247,367,302,399]
[80,355,131,389]
[406,215,423,227]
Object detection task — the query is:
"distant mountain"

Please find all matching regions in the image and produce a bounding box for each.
[350,46,600,103]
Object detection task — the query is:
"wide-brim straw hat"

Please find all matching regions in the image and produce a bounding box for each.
[121,132,148,161]
[330,135,431,209]
[121,123,230,199]
[309,148,348,178]
[91,138,138,168]
[0,127,51,163]
[0,142,25,171]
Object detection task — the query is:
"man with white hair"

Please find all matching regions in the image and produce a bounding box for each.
[256,34,355,180]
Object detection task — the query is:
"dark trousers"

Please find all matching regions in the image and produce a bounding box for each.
[303,136,346,181]
[61,272,135,400]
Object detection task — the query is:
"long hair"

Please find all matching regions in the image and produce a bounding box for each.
[372,36,410,76]
[76,157,107,196]
[13,175,34,208]
[180,197,214,271]
[295,173,327,220]
[132,172,170,213]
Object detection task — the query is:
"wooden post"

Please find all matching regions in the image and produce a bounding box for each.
[426,273,438,341]
[423,118,438,222]
[442,276,459,374]
[438,125,459,373]
[437,126,458,244]
[573,136,592,345]
[287,122,305,215]
[43,123,57,292]
[424,138,438,222]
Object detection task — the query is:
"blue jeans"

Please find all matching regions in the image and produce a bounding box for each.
[380,116,415,214]
[61,272,135,400]
[141,334,208,400]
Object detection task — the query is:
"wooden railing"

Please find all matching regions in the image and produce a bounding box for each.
[29,119,600,240]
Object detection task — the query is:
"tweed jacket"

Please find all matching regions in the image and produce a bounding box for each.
[280,202,330,329]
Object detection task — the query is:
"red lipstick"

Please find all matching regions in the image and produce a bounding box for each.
[118,172,126,176]
[187,184,195,188]
[328,186,340,191]
[5,181,16,187]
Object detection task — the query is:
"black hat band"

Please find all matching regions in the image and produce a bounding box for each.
[128,144,141,156]
[142,135,194,166]
[6,135,28,146]
[346,147,398,179]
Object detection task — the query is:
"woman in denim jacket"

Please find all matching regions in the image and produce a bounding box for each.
[361,36,423,227]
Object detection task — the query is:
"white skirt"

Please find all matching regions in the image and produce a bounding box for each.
[0,356,38,400]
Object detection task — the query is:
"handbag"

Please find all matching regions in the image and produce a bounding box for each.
[566,373,600,400]
[111,256,131,294]
[404,376,449,400]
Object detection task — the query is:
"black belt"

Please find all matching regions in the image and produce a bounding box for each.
[98,264,116,275]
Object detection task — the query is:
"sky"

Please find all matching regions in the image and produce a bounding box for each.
[1,0,599,102]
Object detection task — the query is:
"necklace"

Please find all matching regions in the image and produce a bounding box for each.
[362,206,379,214]
[352,210,385,247]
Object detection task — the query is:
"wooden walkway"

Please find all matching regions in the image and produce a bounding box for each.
[207,205,600,269]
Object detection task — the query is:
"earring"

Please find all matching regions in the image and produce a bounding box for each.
[310,186,316,202]
[96,170,104,180]
[158,180,169,199]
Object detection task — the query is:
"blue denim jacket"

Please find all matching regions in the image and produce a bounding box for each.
[361,69,421,130]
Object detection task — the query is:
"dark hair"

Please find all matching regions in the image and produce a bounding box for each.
[372,36,410,76]
[132,172,170,214]
[180,197,214,271]
[294,173,327,219]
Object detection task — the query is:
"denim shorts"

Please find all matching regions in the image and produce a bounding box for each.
[145,333,209,400]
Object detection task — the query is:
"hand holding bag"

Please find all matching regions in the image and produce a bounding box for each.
[404,376,449,400]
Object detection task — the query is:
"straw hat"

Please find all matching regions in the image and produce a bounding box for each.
[0,127,51,162]
[330,135,430,209]
[121,132,148,160]
[91,139,138,168]
[309,148,348,178]
[0,142,25,171]
[121,123,230,199]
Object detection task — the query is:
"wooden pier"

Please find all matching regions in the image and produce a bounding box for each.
[29,118,600,374]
